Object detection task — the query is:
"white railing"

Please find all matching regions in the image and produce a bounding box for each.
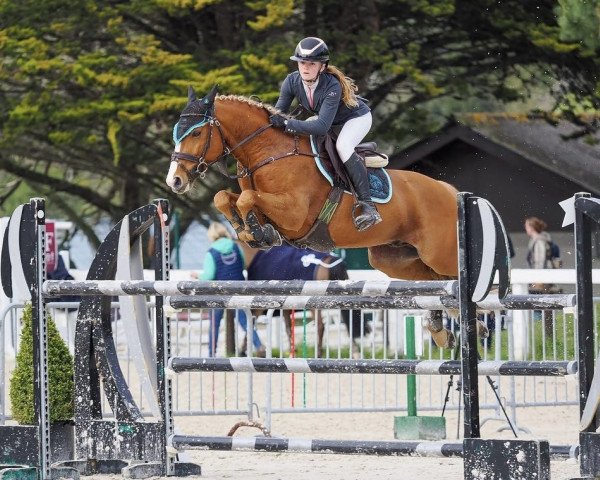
[507,269,600,360]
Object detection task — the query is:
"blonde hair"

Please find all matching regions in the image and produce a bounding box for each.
[207,222,231,242]
[325,65,358,108]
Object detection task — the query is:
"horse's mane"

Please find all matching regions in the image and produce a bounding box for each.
[217,94,280,116]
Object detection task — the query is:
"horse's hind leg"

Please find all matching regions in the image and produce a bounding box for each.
[283,310,293,355]
[369,245,456,349]
[315,310,324,358]
[368,245,452,281]
[445,308,490,340]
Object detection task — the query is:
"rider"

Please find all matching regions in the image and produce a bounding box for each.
[269,37,382,232]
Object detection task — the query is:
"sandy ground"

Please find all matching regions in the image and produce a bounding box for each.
[190,453,580,480]
[58,407,582,479]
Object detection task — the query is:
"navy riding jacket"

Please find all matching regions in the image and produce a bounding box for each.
[274,71,370,136]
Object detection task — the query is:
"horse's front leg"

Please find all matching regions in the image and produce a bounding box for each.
[236,190,309,246]
[214,190,253,242]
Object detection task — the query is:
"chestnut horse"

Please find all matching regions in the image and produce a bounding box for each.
[166,86,459,348]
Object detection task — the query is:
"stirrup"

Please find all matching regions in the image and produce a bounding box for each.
[351,201,382,231]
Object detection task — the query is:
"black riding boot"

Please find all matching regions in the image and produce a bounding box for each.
[344,153,382,231]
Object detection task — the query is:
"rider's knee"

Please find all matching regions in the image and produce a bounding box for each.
[336,142,354,162]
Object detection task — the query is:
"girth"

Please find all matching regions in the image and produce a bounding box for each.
[285,186,343,252]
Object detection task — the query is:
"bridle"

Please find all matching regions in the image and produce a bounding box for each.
[171,103,315,188]
[171,105,273,183]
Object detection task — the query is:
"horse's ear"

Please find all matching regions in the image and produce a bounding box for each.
[187,86,197,103]
[204,84,219,105]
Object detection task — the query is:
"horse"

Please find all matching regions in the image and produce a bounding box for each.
[238,243,367,358]
[166,86,460,348]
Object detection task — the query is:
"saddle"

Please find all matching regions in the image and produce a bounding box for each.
[315,133,388,194]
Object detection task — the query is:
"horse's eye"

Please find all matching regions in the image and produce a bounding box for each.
[192,130,201,137]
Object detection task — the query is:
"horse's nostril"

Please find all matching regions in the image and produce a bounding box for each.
[173,177,182,190]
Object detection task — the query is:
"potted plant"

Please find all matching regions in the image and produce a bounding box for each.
[3,303,75,465]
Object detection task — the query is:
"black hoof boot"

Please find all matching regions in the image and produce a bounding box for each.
[262,223,282,246]
[246,211,282,248]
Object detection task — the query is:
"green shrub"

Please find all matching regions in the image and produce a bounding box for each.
[9,303,74,424]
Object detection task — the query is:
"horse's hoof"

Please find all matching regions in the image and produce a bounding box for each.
[477,320,489,338]
[430,329,455,349]
[422,310,444,333]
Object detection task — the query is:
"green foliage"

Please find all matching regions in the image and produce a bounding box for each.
[9,304,74,424]
[558,0,600,52]
[246,0,294,31]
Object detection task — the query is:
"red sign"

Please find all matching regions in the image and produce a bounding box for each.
[46,221,57,273]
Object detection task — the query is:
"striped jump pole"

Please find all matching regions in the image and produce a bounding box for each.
[43,280,576,312]
[166,357,578,377]
[167,357,577,377]
[169,435,577,460]
[43,278,457,297]
[165,293,576,311]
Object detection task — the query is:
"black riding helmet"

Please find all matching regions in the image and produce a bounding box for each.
[290,37,329,63]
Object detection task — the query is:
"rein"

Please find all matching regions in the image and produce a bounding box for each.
[173,107,316,186]
[244,135,315,189]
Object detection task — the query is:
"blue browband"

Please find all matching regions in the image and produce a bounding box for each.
[172,118,208,145]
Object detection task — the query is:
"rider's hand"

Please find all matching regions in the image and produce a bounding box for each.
[269,114,288,129]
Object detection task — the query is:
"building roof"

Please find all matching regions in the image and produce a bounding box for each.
[390,115,600,195]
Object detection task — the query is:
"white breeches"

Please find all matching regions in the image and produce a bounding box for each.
[336,112,372,162]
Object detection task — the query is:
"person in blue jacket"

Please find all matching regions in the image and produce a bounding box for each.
[199,222,265,357]
[269,36,382,232]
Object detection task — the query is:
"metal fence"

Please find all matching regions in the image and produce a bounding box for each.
[0,299,592,436]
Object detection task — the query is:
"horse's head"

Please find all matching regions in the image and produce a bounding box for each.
[166,85,225,193]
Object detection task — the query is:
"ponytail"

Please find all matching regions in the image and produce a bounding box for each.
[325,65,358,108]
